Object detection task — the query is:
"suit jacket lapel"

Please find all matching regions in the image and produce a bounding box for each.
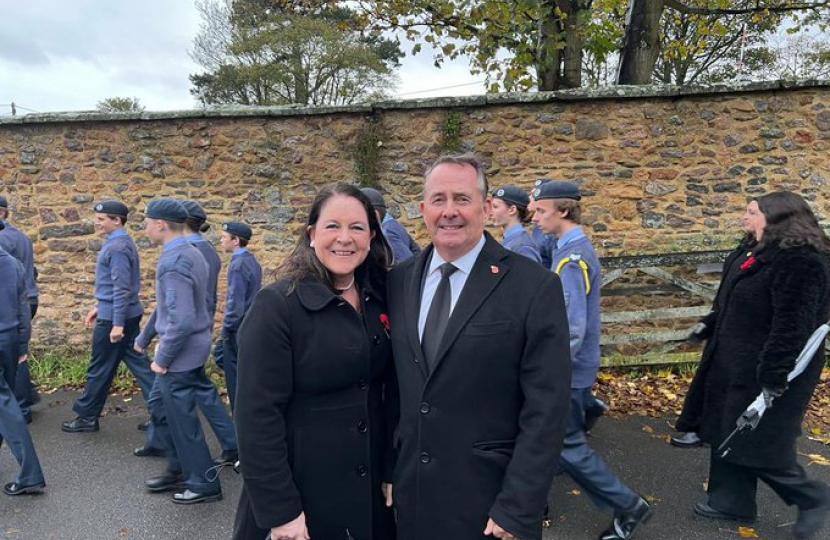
[429,234,509,377]
[405,246,431,380]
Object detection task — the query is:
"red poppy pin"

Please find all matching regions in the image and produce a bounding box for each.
[379,313,390,338]
[491,265,499,274]
[740,256,756,270]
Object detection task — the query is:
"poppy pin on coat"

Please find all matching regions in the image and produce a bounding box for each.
[491,265,499,274]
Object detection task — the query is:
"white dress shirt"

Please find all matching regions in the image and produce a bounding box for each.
[418,235,486,341]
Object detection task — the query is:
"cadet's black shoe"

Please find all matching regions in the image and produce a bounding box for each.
[213,449,239,466]
[145,473,184,493]
[599,498,652,540]
[4,481,45,496]
[693,502,755,523]
[172,489,223,505]
[134,445,165,457]
[585,400,609,432]
[670,432,703,448]
[793,492,830,539]
[61,417,99,433]
[137,420,151,431]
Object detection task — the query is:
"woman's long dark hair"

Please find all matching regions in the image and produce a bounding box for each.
[277,183,393,293]
[755,191,830,255]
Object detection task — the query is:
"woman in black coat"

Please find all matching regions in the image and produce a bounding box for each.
[677,191,830,539]
[233,184,396,540]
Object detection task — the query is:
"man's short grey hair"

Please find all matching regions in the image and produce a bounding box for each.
[424,153,489,199]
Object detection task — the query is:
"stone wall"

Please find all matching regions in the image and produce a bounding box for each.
[1,80,828,351]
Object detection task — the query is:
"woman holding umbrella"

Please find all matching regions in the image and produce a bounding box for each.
[677,191,830,539]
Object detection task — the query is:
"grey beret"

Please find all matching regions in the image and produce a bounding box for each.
[360,187,386,209]
[93,200,129,217]
[181,200,207,221]
[492,185,530,208]
[532,180,581,201]
[145,198,188,223]
[222,221,252,240]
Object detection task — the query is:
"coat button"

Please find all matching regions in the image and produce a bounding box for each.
[356,465,368,477]
[419,402,430,414]
[357,421,367,433]
[373,335,381,345]
[414,357,419,363]
[420,452,430,464]
[358,379,368,390]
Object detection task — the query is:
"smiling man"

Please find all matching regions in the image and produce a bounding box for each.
[386,153,571,540]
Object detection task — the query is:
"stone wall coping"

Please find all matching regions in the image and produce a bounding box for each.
[2,79,828,126]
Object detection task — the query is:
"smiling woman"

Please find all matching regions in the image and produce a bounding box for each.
[232,184,396,540]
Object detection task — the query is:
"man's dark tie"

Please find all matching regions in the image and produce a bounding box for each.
[422,262,458,370]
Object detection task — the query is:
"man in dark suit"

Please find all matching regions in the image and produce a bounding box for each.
[387,153,572,540]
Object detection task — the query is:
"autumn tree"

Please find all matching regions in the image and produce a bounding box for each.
[190,0,403,106]
[96,97,145,113]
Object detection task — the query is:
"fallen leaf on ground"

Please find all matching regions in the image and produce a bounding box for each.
[737,526,758,538]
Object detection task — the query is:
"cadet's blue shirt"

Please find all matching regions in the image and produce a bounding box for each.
[94,228,143,326]
[551,226,601,389]
[502,224,542,265]
[136,236,212,371]
[531,225,556,270]
[186,233,222,319]
[0,220,38,301]
[0,246,31,353]
[382,213,421,264]
[222,248,262,338]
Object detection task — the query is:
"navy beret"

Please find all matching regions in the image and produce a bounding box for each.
[93,200,129,217]
[181,200,207,221]
[534,179,552,188]
[492,185,530,208]
[532,180,581,201]
[222,221,252,240]
[360,187,386,209]
[0,195,7,208]
[145,198,188,223]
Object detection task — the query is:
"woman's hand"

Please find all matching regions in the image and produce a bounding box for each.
[382,483,393,507]
[269,512,310,540]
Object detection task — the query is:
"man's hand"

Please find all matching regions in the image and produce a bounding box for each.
[84,307,98,327]
[269,512,310,540]
[382,483,393,507]
[484,518,519,540]
[686,322,707,344]
[18,354,28,364]
[134,342,145,354]
[150,361,167,375]
[110,325,124,343]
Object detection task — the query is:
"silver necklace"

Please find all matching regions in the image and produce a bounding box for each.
[334,276,355,292]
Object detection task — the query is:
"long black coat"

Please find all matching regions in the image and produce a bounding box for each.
[387,234,572,540]
[233,277,396,540]
[677,244,830,469]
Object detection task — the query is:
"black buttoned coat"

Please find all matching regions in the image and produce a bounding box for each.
[232,277,396,540]
[677,244,830,469]
[387,234,572,540]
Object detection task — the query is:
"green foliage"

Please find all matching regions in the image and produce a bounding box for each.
[96,97,145,113]
[352,116,384,188]
[190,0,403,106]
[441,110,463,153]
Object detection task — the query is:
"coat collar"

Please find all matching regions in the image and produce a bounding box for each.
[403,232,511,379]
[295,274,383,312]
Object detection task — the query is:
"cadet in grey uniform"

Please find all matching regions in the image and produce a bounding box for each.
[490,185,542,264]
[361,187,421,264]
[62,201,155,434]
[136,199,222,505]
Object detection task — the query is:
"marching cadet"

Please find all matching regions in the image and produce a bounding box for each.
[0,195,40,422]
[531,180,652,540]
[136,198,222,504]
[217,221,261,411]
[490,184,542,264]
[0,221,45,496]
[181,200,238,466]
[360,187,421,264]
[528,181,557,269]
[62,201,155,434]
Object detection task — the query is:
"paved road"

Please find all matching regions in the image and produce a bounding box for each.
[1,392,828,540]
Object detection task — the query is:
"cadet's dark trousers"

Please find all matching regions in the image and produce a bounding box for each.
[559,387,640,512]
[154,367,221,495]
[73,316,155,420]
[146,369,236,454]
[216,331,238,411]
[0,330,44,486]
[14,300,39,418]
[707,447,829,519]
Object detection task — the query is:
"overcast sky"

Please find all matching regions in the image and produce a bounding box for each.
[0,1,484,115]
